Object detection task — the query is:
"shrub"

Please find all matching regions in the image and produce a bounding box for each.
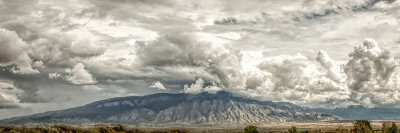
[387,122,398,133]
[288,126,298,133]
[244,125,260,133]
[352,120,373,133]
[336,125,349,133]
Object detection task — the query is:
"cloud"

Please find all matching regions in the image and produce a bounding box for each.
[253,54,349,104]
[12,81,49,103]
[340,39,400,106]
[344,38,398,92]
[0,82,21,108]
[150,81,166,90]
[48,73,62,79]
[184,78,222,94]
[32,61,44,68]
[66,63,97,85]
[135,32,245,89]
[0,96,20,109]
[0,28,39,74]
[316,50,346,82]
[231,38,400,107]
[2,0,400,119]
[68,31,107,57]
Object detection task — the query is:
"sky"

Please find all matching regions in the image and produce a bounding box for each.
[1,0,400,119]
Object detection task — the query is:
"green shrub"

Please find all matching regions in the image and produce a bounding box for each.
[244,125,260,133]
[352,120,373,133]
[388,122,398,133]
[288,126,298,133]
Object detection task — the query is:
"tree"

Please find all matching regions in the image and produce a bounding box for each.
[353,120,373,133]
[383,122,398,133]
[389,123,398,133]
[383,122,391,133]
[288,126,298,133]
[244,125,260,133]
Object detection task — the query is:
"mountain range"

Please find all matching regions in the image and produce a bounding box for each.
[0,91,336,125]
[2,91,400,125]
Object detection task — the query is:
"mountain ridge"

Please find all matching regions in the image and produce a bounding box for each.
[0,91,337,125]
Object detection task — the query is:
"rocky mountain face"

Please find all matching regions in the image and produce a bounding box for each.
[0,92,337,125]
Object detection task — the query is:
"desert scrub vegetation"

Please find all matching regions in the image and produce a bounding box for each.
[243,120,398,133]
[382,122,398,133]
[245,125,260,133]
[0,124,189,133]
[282,120,398,133]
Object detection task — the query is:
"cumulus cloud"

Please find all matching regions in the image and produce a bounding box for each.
[344,38,398,92]
[254,54,349,104]
[0,28,39,74]
[136,32,245,89]
[230,38,400,107]
[316,50,346,82]
[48,73,62,79]
[244,71,271,90]
[150,81,166,90]
[184,78,222,94]
[32,61,44,68]
[339,39,400,106]
[65,63,97,85]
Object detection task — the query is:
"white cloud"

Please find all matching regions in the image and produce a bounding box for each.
[184,78,222,94]
[0,28,39,74]
[316,50,346,82]
[229,39,400,107]
[65,63,97,85]
[32,61,44,68]
[48,73,61,79]
[0,81,24,108]
[184,78,205,94]
[253,54,349,104]
[150,81,166,90]
[344,38,398,91]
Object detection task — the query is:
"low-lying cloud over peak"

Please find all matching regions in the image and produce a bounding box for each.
[150,81,166,90]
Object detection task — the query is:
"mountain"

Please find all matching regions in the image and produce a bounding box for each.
[310,105,400,120]
[0,91,337,125]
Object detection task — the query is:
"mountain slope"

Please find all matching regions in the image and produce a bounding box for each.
[310,105,400,120]
[0,92,337,125]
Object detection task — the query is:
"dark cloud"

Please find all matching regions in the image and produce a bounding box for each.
[0,104,19,109]
[1,87,13,90]
[214,18,240,25]
[136,32,244,89]
[13,81,50,103]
